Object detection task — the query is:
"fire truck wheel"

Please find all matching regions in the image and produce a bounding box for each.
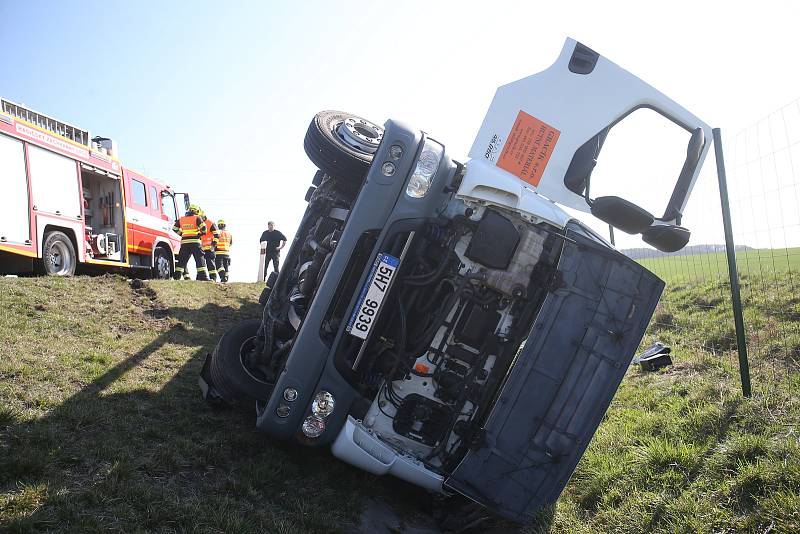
[41,231,77,277]
[304,110,383,181]
[152,248,173,279]
[210,319,272,404]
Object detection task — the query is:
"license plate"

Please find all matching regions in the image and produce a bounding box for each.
[347,253,400,340]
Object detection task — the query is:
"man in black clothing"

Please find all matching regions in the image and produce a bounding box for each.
[259,221,287,277]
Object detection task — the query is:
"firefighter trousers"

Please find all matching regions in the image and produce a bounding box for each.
[203,249,217,281]
[215,253,231,282]
[174,242,208,280]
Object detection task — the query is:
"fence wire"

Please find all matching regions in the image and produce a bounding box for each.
[631,98,800,404]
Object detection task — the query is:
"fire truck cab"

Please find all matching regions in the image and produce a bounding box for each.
[0,98,189,278]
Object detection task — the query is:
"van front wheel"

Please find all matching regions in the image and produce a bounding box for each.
[303,110,382,182]
[210,319,273,404]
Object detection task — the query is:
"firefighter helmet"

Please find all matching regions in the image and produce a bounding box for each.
[217,219,226,227]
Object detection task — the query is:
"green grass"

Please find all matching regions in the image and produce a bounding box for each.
[638,247,800,284]
[0,276,404,533]
[1,274,799,533]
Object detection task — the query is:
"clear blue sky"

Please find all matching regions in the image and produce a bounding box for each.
[2,1,799,279]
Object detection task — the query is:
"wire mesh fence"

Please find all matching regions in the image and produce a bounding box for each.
[631,99,800,405]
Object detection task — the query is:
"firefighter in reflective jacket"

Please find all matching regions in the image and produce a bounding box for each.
[199,210,220,282]
[172,204,209,280]
[215,219,233,283]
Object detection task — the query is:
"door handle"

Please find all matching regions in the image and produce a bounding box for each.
[131,217,139,223]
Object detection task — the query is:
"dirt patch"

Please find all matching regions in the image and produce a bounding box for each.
[344,498,441,534]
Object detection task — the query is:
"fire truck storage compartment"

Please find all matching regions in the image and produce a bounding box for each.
[0,132,31,244]
[28,144,82,219]
[80,165,124,261]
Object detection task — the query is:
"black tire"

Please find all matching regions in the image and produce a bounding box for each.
[304,186,316,202]
[303,110,382,181]
[210,319,272,404]
[41,231,77,276]
[311,169,324,187]
[152,247,173,279]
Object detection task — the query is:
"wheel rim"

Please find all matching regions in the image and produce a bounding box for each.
[48,241,73,275]
[334,117,383,155]
[238,336,271,385]
[156,254,171,279]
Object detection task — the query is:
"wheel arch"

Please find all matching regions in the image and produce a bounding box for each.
[151,238,175,266]
[41,224,80,261]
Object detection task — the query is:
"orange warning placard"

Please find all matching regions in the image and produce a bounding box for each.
[497,111,560,187]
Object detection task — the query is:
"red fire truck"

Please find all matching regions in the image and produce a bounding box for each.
[0,98,189,278]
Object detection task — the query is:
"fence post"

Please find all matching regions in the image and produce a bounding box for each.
[713,128,752,397]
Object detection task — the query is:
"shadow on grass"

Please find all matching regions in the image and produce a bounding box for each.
[0,298,414,533]
[1,295,554,533]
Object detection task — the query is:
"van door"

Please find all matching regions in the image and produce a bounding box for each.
[462,38,712,252]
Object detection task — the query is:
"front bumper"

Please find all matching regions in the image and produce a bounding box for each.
[331,416,444,492]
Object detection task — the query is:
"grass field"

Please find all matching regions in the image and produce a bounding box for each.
[637,247,800,284]
[1,275,799,532]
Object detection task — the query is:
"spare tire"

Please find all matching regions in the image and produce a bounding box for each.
[303,110,383,181]
[210,319,272,404]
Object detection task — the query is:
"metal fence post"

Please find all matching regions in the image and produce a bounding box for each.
[713,128,752,397]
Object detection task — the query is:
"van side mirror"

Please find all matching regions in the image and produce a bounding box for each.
[589,196,654,234]
[642,225,691,252]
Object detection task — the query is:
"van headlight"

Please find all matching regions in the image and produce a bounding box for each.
[406,139,443,198]
[302,416,325,438]
[311,391,335,418]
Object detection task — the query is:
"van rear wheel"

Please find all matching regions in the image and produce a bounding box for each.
[41,231,76,276]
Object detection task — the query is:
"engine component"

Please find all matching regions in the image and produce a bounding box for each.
[446,344,480,366]
[465,210,520,270]
[393,394,452,447]
[453,301,500,348]
[435,371,465,404]
[480,221,547,297]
